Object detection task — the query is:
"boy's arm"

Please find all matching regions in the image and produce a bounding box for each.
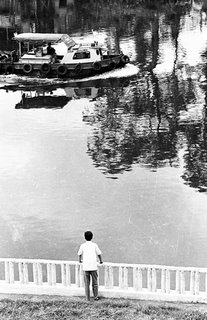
[95,244,103,264]
[98,254,103,264]
[78,245,83,263]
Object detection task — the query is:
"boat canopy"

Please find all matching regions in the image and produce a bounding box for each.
[13,33,76,48]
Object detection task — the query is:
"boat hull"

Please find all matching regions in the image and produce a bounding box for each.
[0,54,130,79]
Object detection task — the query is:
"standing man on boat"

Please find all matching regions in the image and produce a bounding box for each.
[47,42,56,55]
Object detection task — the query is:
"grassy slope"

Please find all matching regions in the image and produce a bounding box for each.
[1,295,207,320]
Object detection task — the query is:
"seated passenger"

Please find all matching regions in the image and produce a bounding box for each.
[47,42,56,55]
[0,53,8,61]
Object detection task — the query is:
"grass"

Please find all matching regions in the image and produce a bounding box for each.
[1,295,207,320]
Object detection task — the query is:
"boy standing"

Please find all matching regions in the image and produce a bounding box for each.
[78,231,103,301]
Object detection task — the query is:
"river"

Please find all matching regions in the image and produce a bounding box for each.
[1,0,207,268]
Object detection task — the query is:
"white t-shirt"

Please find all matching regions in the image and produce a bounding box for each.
[78,241,102,271]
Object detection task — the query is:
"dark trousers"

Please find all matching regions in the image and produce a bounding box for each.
[83,270,98,301]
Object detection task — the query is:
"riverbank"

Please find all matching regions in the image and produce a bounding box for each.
[0,294,207,320]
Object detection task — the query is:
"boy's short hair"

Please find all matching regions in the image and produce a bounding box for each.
[84,231,93,241]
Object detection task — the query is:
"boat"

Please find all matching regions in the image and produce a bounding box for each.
[0,33,130,78]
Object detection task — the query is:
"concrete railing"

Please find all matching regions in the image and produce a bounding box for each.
[0,258,207,303]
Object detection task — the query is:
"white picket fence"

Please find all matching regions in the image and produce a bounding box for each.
[0,258,207,303]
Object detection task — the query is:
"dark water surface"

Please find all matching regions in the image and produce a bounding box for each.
[1,0,207,267]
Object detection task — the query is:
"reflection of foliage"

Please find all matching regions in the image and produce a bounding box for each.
[0,0,193,36]
[181,118,207,192]
[85,83,179,177]
[87,126,178,176]
[74,0,192,36]
[182,146,207,192]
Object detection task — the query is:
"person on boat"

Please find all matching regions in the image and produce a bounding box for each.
[0,53,8,61]
[11,50,18,62]
[78,231,103,301]
[47,42,56,55]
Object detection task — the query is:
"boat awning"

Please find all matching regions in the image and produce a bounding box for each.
[13,33,76,48]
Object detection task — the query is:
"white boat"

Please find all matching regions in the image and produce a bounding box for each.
[0,33,130,78]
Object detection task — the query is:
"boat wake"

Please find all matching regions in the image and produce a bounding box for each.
[78,63,139,81]
[0,63,138,90]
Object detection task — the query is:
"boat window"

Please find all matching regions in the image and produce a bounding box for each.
[73,51,91,59]
[35,48,43,57]
[74,88,92,96]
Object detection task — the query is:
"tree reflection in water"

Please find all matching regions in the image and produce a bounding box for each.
[85,67,207,187]
[181,99,207,192]
[82,1,192,179]
[84,75,179,177]
[83,0,207,191]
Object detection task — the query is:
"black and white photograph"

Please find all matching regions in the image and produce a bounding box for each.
[1,0,207,319]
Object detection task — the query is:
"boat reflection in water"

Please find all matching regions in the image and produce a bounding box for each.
[2,76,130,110]
[15,91,71,109]
[13,84,100,110]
